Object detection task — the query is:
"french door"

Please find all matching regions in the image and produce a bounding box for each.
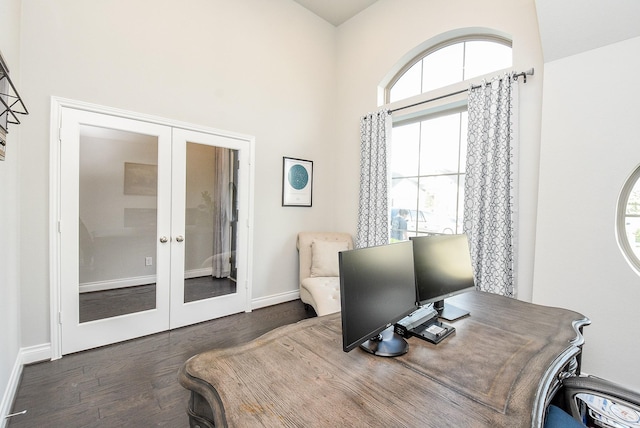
[55,103,252,355]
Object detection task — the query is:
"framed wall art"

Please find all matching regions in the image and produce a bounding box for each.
[124,162,158,196]
[282,157,313,207]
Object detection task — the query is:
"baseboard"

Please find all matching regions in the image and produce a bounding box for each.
[251,290,300,310]
[0,352,23,428]
[20,343,52,365]
[79,275,157,293]
[79,268,217,293]
[0,342,58,426]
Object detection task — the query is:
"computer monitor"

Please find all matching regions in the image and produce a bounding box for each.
[339,241,417,357]
[411,234,475,321]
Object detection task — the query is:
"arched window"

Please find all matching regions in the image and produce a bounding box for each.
[617,166,640,273]
[387,36,512,104]
[387,35,512,240]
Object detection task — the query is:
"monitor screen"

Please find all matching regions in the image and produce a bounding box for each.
[339,241,417,356]
[412,234,475,321]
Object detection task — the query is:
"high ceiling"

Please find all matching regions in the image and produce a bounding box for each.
[292,0,640,62]
[292,0,378,26]
[535,0,640,62]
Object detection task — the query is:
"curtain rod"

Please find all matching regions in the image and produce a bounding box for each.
[389,68,534,114]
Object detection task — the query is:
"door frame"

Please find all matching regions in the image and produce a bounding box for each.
[49,97,255,359]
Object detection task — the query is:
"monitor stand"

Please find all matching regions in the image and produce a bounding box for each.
[434,299,470,321]
[359,326,408,357]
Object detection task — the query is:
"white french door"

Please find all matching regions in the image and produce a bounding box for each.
[55,103,252,355]
[169,128,250,329]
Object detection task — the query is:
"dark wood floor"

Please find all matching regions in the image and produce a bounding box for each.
[8,300,313,427]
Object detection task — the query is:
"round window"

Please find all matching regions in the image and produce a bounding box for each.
[617,166,640,272]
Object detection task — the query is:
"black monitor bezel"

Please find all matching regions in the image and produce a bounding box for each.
[339,241,418,353]
[411,234,476,308]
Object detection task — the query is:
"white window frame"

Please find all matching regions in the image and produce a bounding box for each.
[616,165,640,274]
[384,34,512,106]
[383,33,513,240]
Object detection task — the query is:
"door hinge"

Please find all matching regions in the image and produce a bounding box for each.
[58,220,61,233]
[58,311,63,325]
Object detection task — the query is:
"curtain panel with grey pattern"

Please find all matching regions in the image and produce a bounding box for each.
[464,74,519,297]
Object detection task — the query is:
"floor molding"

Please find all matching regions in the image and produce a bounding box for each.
[20,343,52,366]
[251,290,300,310]
[1,352,23,428]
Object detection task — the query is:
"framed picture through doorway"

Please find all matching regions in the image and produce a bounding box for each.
[282,157,313,207]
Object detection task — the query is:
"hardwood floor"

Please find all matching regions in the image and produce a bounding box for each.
[8,300,313,427]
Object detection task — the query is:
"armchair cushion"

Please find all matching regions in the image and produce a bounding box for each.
[300,277,341,316]
[297,232,353,316]
[311,240,350,277]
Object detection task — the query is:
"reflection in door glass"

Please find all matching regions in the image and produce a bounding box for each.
[184,142,238,303]
[78,125,158,322]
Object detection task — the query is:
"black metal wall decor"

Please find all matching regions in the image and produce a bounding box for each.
[0,51,29,161]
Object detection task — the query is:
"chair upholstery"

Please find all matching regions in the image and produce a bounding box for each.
[547,375,640,428]
[296,232,353,316]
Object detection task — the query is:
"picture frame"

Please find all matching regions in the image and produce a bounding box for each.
[124,162,158,196]
[282,157,313,207]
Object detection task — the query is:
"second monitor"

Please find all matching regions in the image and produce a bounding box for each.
[411,234,476,321]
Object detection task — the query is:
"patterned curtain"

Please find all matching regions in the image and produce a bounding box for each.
[356,110,391,248]
[464,74,519,297]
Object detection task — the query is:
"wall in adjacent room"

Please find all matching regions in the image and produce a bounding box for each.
[533,36,640,391]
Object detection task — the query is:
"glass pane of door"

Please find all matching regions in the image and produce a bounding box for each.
[78,125,159,322]
[169,127,249,330]
[183,142,238,303]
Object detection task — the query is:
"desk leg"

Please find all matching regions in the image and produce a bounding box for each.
[187,391,216,428]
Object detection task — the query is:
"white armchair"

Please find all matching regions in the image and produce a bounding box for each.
[296,232,353,316]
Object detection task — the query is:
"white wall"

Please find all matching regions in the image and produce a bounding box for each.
[18,0,338,348]
[0,0,23,421]
[534,36,640,391]
[334,0,544,302]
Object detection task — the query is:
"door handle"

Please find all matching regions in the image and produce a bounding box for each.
[159,236,169,243]
[176,235,184,243]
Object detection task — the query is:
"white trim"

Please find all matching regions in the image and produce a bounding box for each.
[49,98,63,360]
[245,136,257,312]
[79,275,157,293]
[616,164,640,276]
[0,343,52,426]
[377,26,513,106]
[0,353,22,428]
[184,268,213,279]
[78,268,218,293]
[50,97,252,142]
[49,96,256,358]
[20,343,52,365]
[251,290,300,311]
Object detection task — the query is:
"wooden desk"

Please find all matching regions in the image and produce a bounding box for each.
[179,291,589,427]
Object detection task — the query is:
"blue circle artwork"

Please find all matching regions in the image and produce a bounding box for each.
[288,164,309,190]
